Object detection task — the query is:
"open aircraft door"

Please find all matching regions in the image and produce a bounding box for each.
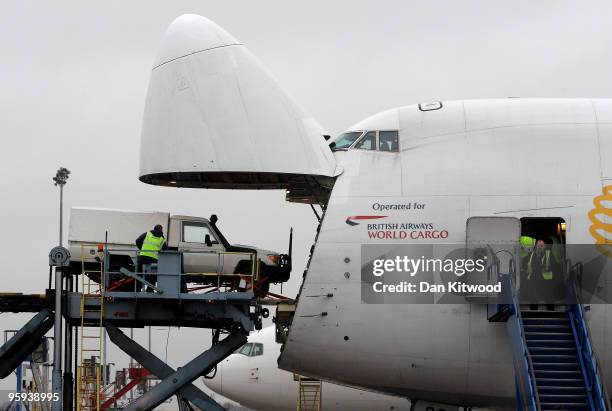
[140,15,338,204]
[466,217,520,290]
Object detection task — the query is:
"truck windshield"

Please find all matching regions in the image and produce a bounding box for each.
[183,222,218,244]
[333,132,363,150]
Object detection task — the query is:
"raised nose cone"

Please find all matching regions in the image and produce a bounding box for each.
[140,14,337,203]
[153,14,240,68]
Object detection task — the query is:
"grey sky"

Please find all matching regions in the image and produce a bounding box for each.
[2,0,612,399]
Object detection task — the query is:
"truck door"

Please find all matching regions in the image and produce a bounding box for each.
[178,221,225,275]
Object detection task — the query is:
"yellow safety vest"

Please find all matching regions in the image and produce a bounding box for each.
[527,250,553,280]
[519,236,536,260]
[139,231,165,260]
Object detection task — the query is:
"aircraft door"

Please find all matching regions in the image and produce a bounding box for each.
[466,216,520,283]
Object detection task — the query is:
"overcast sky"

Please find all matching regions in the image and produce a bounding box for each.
[2,0,612,400]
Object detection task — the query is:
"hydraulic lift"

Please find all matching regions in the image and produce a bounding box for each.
[0,308,54,379]
[0,247,269,410]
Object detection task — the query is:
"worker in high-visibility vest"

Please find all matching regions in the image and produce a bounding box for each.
[520,236,536,260]
[527,240,554,280]
[135,224,167,292]
[518,235,536,305]
[526,239,558,310]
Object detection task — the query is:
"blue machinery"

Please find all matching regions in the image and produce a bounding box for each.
[489,262,611,410]
[0,249,267,411]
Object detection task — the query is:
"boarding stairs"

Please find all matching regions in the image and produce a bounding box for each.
[522,309,600,410]
[491,268,611,410]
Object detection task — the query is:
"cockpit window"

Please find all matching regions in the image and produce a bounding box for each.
[237,343,253,356]
[333,132,363,150]
[379,131,399,152]
[354,131,376,150]
[235,342,263,357]
[252,343,264,357]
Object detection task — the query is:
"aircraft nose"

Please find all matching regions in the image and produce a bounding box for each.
[203,360,224,395]
[153,14,240,68]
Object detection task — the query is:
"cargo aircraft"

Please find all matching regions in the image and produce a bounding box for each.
[138,14,612,410]
[203,326,411,411]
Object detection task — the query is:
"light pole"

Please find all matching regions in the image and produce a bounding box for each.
[52,167,70,410]
[53,167,70,245]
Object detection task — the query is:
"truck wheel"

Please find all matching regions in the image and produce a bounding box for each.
[233,260,253,275]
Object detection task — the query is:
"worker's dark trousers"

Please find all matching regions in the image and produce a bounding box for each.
[529,277,556,311]
[136,256,157,292]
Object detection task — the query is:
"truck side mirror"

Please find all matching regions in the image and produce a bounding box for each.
[205,234,212,247]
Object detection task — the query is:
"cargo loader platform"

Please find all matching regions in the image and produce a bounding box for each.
[0,248,271,410]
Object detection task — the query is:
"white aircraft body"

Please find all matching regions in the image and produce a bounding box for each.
[276,100,612,408]
[203,326,411,411]
[139,14,612,409]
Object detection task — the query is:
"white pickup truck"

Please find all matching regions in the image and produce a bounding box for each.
[67,207,290,294]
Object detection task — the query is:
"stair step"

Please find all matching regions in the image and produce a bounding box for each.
[537,378,587,387]
[530,354,577,363]
[532,362,580,371]
[538,386,587,396]
[539,393,587,401]
[526,339,575,348]
[524,325,571,333]
[521,310,566,318]
[540,404,589,411]
[525,332,573,340]
[523,320,569,327]
[528,348,578,357]
[535,370,583,379]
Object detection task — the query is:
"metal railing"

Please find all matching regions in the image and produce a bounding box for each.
[483,249,540,410]
[486,258,514,321]
[503,272,541,411]
[99,247,260,295]
[567,262,612,411]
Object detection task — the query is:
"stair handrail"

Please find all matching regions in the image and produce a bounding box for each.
[486,247,540,411]
[503,270,541,411]
[485,246,518,320]
[567,261,611,411]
